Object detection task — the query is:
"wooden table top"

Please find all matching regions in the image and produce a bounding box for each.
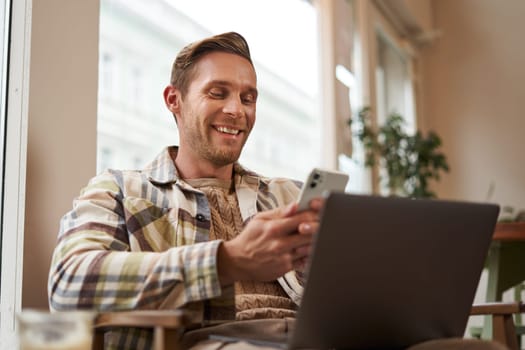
[492,222,525,241]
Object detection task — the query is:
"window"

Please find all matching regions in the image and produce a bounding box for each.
[129,65,143,111]
[341,0,418,195]
[98,0,320,180]
[375,32,415,133]
[374,31,416,195]
[97,147,113,173]
[1,0,31,346]
[99,52,114,100]
[0,0,7,231]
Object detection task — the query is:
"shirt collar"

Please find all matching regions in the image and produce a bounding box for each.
[144,146,262,221]
[143,146,259,186]
[142,146,180,185]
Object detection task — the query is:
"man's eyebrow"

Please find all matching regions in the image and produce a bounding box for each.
[206,80,231,87]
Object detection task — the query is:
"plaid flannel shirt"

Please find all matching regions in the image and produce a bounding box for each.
[48,146,302,349]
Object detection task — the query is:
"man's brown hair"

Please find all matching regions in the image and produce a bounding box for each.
[170,32,253,97]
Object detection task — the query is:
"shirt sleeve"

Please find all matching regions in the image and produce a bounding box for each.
[48,172,224,313]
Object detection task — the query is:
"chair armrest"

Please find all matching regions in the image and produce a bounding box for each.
[471,301,525,315]
[95,309,192,329]
[470,302,525,350]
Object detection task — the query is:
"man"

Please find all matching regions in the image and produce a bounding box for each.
[49,32,319,349]
[49,32,505,350]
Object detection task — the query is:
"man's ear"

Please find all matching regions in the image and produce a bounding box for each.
[163,85,181,117]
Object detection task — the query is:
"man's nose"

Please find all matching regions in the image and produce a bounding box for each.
[223,96,243,118]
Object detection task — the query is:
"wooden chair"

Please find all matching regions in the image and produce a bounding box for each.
[91,303,525,350]
[92,310,195,350]
[471,301,525,350]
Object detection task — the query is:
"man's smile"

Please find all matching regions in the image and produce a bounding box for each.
[213,125,242,136]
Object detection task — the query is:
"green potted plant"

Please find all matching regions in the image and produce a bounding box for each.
[349,106,450,198]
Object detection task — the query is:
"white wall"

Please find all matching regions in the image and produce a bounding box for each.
[23,0,99,308]
[421,0,525,211]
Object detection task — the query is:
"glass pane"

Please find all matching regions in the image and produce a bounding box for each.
[98,0,320,180]
[374,32,417,195]
[375,33,415,133]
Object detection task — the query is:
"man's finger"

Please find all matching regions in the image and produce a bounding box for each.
[298,221,319,235]
[308,197,325,211]
[293,244,311,258]
[256,202,298,220]
[281,232,313,252]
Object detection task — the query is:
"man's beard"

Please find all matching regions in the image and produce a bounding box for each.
[205,147,242,166]
[185,126,248,166]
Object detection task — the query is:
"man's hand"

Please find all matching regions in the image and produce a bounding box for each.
[217,198,323,286]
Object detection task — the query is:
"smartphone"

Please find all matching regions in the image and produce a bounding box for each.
[297,168,349,211]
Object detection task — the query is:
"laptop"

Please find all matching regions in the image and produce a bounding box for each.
[214,193,500,349]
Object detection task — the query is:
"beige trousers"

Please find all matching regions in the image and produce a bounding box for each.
[181,319,508,350]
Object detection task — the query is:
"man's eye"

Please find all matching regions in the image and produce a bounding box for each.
[242,94,257,104]
[209,90,225,98]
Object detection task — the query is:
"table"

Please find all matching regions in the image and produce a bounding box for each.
[480,222,525,340]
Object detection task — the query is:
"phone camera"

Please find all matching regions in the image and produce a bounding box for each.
[310,171,321,188]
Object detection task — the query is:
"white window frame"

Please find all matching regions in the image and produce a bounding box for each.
[0,0,31,347]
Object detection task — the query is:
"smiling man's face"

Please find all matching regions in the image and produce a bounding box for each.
[173,51,258,167]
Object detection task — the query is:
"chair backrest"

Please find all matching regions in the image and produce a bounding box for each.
[93,310,191,350]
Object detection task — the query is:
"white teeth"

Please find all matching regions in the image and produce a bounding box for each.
[216,126,240,135]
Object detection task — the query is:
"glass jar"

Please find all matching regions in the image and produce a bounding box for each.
[17,310,95,350]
